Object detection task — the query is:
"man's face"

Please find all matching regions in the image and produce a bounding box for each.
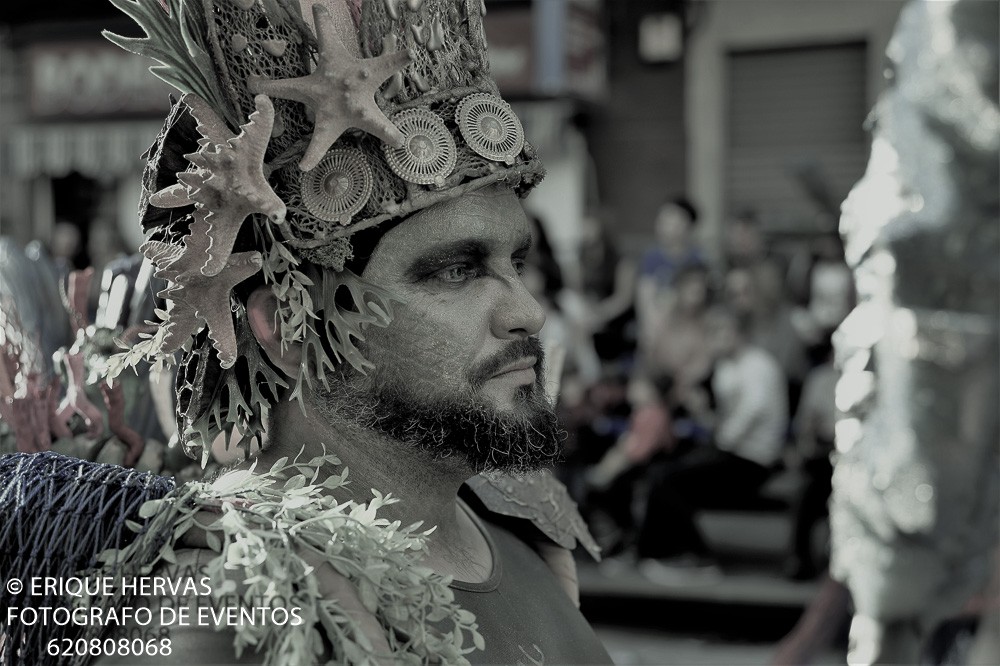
[725,268,756,314]
[313,186,562,474]
[654,203,692,248]
[708,312,740,359]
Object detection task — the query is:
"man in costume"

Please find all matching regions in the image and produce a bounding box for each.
[0,0,611,664]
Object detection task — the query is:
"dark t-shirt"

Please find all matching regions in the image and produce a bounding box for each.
[452,501,613,666]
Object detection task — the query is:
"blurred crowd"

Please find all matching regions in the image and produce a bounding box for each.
[525,197,854,582]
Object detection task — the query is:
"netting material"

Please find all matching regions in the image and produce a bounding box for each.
[0,452,175,666]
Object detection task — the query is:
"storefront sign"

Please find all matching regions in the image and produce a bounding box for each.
[485,0,605,99]
[27,41,174,119]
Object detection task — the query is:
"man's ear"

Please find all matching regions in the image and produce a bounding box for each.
[247,286,301,377]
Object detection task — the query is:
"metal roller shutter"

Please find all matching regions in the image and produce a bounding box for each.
[726,42,868,232]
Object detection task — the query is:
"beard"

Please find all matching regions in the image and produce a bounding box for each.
[313,337,564,474]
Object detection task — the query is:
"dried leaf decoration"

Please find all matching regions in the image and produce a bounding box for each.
[252,1,411,171]
[150,93,286,277]
[103,0,240,128]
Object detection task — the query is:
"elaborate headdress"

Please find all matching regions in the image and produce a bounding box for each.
[105,0,544,462]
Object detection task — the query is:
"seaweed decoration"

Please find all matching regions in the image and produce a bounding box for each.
[104,0,241,128]
[256,220,398,409]
[258,221,318,351]
[83,451,483,665]
[179,310,289,464]
[292,267,397,405]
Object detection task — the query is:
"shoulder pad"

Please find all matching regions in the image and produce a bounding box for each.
[465,470,601,561]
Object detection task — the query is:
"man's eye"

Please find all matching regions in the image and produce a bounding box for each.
[435,264,477,283]
[513,258,527,275]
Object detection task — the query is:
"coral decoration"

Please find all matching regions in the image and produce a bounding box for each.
[251,2,411,171]
[141,240,263,369]
[65,268,94,334]
[57,351,105,439]
[149,93,285,278]
[103,0,241,128]
[46,376,72,441]
[101,381,145,466]
[0,339,59,453]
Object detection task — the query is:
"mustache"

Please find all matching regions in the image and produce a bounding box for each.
[468,337,545,388]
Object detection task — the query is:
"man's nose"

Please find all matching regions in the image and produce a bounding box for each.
[491,274,546,340]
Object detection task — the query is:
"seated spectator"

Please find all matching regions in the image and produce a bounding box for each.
[726,264,809,409]
[588,197,707,354]
[635,197,707,346]
[723,209,768,270]
[789,238,854,353]
[785,338,838,580]
[581,266,714,549]
[634,306,788,570]
[642,264,714,397]
[576,212,638,365]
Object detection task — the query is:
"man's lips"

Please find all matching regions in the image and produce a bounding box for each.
[490,356,538,379]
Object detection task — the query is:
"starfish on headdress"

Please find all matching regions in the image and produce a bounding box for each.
[251,1,411,172]
[141,240,262,369]
[149,93,285,277]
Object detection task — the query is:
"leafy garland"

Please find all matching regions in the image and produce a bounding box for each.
[85,451,484,665]
[105,318,176,380]
[256,220,400,410]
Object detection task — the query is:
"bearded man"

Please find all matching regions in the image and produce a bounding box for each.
[0,1,611,664]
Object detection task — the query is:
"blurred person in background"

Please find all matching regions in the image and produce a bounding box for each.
[49,220,86,278]
[583,265,715,516]
[0,239,73,455]
[0,238,72,380]
[642,264,715,398]
[725,263,809,411]
[788,234,854,357]
[524,215,602,389]
[576,210,638,366]
[588,197,707,361]
[633,305,788,574]
[635,197,708,350]
[723,209,768,270]
[785,336,837,581]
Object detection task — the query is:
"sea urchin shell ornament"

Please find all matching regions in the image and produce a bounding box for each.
[300,148,374,225]
[383,108,456,186]
[456,93,524,165]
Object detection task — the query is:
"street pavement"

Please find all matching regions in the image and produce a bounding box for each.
[578,559,847,665]
[594,624,846,665]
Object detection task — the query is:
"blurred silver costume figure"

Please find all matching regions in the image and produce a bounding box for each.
[831,0,999,662]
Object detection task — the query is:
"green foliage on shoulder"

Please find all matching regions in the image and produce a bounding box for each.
[85,450,482,665]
